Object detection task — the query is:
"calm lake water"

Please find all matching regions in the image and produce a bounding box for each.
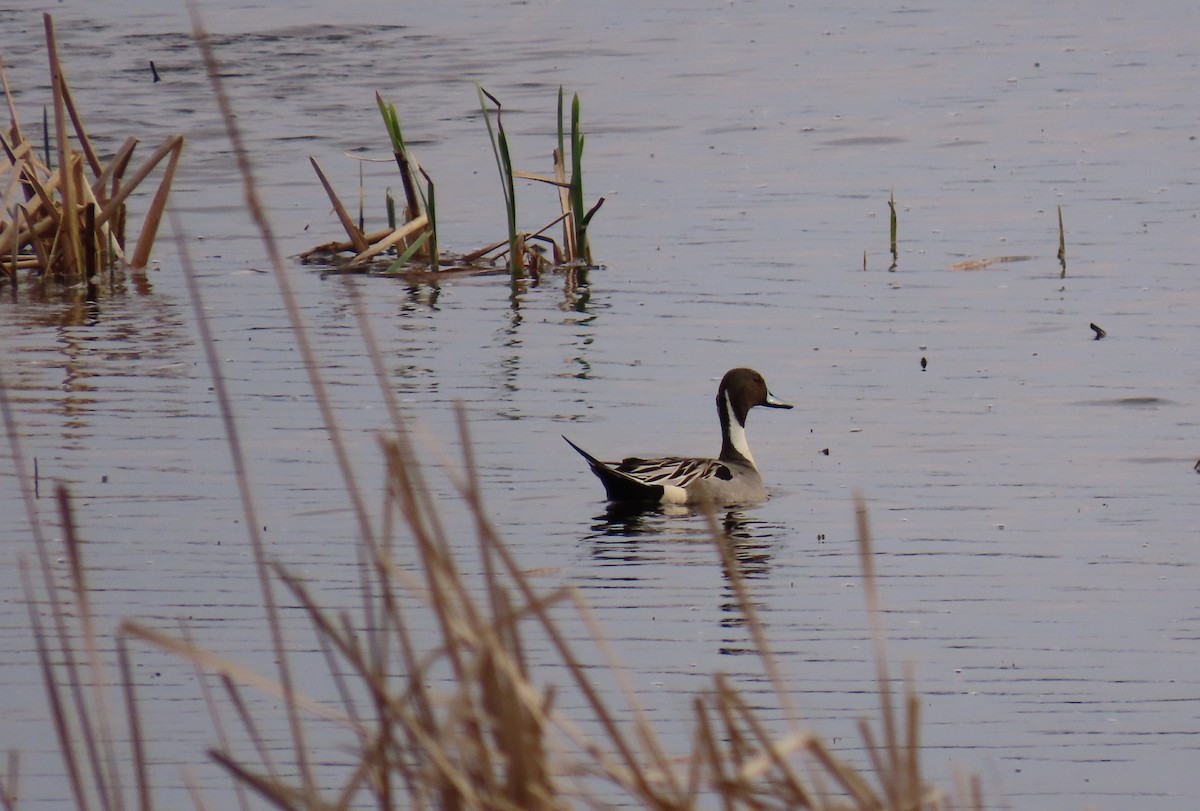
[2,1,1199,809]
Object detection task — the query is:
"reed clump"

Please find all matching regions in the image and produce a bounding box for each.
[0,14,184,295]
[301,86,602,284]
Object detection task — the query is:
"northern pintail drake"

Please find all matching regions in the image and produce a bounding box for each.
[564,368,793,506]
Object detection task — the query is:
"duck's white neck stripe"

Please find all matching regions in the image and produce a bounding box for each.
[723,391,755,467]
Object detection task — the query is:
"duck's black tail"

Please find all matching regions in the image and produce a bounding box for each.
[562,436,665,503]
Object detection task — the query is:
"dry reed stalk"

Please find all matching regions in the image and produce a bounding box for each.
[309,156,369,252]
[299,227,393,259]
[128,136,183,269]
[0,751,17,811]
[45,17,89,280]
[348,214,428,266]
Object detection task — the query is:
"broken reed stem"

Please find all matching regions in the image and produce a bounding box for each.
[888,189,898,272]
[310,156,368,252]
[1057,205,1066,278]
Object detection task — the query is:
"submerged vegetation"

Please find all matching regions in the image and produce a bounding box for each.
[0,14,183,297]
[301,84,603,286]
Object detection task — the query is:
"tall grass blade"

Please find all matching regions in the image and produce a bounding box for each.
[420,167,439,271]
[477,84,521,282]
[569,92,589,264]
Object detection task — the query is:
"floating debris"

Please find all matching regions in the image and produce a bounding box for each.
[949,255,1034,271]
[1090,322,1106,340]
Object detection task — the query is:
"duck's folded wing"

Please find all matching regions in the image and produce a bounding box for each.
[616,456,732,488]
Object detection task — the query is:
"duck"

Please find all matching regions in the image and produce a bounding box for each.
[564,367,793,506]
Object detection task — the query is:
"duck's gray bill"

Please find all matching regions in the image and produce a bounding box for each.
[765,391,794,409]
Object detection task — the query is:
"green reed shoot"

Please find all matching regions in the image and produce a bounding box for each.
[376,94,420,223]
[376,93,439,268]
[477,84,521,281]
[388,230,431,271]
[888,189,898,271]
[559,87,592,265]
[1057,205,1066,278]
[421,167,439,272]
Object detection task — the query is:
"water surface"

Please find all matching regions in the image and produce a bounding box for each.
[2,2,1199,809]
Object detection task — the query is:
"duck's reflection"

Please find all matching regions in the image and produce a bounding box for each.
[584,503,776,579]
[580,502,784,657]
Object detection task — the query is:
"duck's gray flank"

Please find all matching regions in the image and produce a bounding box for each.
[564,367,792,506]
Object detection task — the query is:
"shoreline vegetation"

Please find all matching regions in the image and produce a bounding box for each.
[1,12,987,811]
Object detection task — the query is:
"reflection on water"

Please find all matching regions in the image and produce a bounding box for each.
[581,503,782,656]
